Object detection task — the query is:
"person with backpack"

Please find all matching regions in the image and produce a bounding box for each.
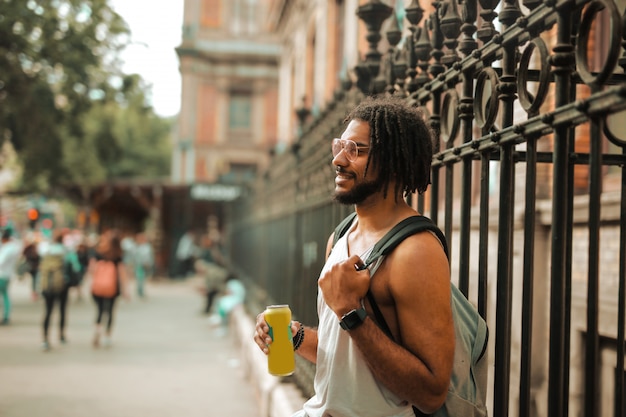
[254,96,466,417]
[39,229,81,351]
[89,230,129,348]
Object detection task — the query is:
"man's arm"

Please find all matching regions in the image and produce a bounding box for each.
[319,231,454,414]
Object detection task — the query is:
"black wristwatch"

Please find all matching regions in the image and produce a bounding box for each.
[339,307,367,331]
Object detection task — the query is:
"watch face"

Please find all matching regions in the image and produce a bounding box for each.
[340,308,366,330]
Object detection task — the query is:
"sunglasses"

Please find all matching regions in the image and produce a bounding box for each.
[332,138,370,162]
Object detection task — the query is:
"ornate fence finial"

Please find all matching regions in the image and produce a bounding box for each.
[429,1,446,79]
[414,18,432,88]
[385,9,405,95]
[404,0,424,93]
[499,0,521,28]
[458,0,478,57]
[355,0,394,95]
[439,0,462,67]
[477,0,499,45]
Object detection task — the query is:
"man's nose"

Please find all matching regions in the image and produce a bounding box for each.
[332,149,350,166]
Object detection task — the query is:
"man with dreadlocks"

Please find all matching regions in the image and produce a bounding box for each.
[254,96,454,417]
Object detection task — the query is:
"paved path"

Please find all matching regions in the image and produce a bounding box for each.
[0,276,261,417]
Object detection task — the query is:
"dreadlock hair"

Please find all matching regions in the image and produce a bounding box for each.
[345,95,434,200]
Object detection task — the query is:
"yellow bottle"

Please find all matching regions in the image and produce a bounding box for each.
[265,304,295,376]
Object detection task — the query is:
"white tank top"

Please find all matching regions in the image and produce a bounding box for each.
[299,221,414,417]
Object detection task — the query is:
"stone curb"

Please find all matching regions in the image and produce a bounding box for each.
[230,305,307,417]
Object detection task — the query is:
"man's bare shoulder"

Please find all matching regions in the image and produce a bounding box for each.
[386,228,448,267]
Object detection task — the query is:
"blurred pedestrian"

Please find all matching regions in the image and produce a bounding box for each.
[21,233,41,301]
[89,230,129,348]
[121,233,136,276]
[0,229,23,325]
[175,229,198,279]
[195,236,229,315]
[208,273,245,331]
[71,238,92,301]
[39,229,81,351]
[133,232,154,298]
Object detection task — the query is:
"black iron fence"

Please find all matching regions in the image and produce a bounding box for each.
[226,0,626,416]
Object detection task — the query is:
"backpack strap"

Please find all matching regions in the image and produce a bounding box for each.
[363,216,450,340]
[364,216,448,269]
[332,212,358,247]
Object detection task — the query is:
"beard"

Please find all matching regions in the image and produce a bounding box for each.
[333,174,385,205]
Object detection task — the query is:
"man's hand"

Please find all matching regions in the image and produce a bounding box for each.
[318,254,370,317]
[253,312,299,355]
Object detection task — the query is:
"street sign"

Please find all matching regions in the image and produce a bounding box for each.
[190,184,242,201]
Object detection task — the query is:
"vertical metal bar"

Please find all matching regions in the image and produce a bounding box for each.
[445,163,454,261]
[616,148,626,417]
[492,2,520,416]
[416,193,425,215]
[457,0,478,300]
[563,10,582,412]
[478,153,490,319]
[549,7,574,417]
[584,114,602,417]
[458,67,475,297]
[430,116,443,227]
[519,138,538,417]
[458,156,471,297]
[494,142,515,417]
[429,0,444,227]
[562,104,574,417]
[431,167,441,224]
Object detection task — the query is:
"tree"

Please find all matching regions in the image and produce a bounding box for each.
[0,0,171,192]
[64,74,172,185]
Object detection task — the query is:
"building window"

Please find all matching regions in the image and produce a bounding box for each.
[229,93,252,131]
[219,162,257,184]
[231,0,259,35]
[201,0,222,28]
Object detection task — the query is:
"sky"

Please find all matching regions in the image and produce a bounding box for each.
[109,0,184,118]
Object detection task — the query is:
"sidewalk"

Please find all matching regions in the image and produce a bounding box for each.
[0,275,303,417]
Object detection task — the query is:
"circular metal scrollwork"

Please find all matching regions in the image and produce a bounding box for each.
[474,68,499,131]
[518,38,550,115]
[604,109,626,147]
[575,0,622,87]
[441,90,459,144]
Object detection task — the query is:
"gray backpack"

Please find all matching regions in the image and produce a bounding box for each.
[333,213,489,417]
[39,254,67,295]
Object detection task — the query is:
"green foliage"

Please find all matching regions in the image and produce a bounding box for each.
[63,75,172,185]
[0,0,172,193]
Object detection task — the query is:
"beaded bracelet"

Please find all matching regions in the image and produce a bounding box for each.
[292,323,305,351]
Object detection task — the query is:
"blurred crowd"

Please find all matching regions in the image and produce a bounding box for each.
[0,226,246,350]
[0,227,155,351]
